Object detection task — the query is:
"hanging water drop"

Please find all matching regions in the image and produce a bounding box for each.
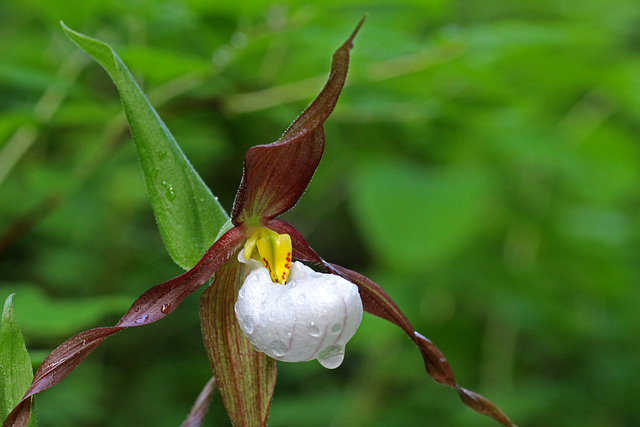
[317,345,345,369]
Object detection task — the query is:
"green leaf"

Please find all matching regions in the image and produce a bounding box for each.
[0,294,35,427]
[60,22,230,270]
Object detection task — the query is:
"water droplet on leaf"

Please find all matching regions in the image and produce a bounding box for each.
[161,180,176,202]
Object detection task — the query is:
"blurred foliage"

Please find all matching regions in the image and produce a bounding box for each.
[1,0,640,426]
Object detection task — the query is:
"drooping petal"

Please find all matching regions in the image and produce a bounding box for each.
[199,257,277,427]
[2,226,244,427]
[231,17,366,224]
[327,265,516,427]
[266,218,516,427]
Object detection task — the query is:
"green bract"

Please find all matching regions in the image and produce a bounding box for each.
[61,22,230,271]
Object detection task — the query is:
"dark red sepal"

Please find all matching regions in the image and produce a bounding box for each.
[326,265,517,427]
[231,17,365,224]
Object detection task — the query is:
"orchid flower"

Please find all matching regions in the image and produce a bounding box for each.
[3,19,516,427]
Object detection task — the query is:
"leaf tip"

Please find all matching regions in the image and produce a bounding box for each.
[3,293,15,310]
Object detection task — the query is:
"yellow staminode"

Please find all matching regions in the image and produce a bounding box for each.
[243,227,292,284]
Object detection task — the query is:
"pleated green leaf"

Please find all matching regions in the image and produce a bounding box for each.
[61,22,230,270]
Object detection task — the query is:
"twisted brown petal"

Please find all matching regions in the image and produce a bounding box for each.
[231,17,366,224]
[266,218,516,426]
[2,226,244,427]
[199,257,277,427]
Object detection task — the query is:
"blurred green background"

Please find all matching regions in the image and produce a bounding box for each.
[2,0,640,426]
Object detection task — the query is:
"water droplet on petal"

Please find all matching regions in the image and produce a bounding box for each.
[268,340,288,358]
[331,322,342,334]
[238,288,246,299]
[134,314,149,324]
[268,311,275,321]
[307,322,321,337]
[241,315,255,334]
[259,302,267,313]
[317,345,345,369]
[296,294,306,305]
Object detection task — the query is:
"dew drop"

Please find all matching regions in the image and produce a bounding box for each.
[134,314,149,324]
[317,345,345,369]
[259,302,267,313]
[161,303,171,314]
[331,322,342,334]
[160,180,177,202]
[238,288,246,299]
[268,340,288,358]
[268,311,275,321]
[241,315,255,334]
[307,322,321,337]
[296,294,306,305]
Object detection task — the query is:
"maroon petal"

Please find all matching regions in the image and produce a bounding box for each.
[180,377,218,427]
[231,17,366,224]
[199,257,277,427]
[327,265,516,427]
[3,226,244,427]
[266,218,515,426]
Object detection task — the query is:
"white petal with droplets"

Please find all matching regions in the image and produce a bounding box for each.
[234,256,362,369]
